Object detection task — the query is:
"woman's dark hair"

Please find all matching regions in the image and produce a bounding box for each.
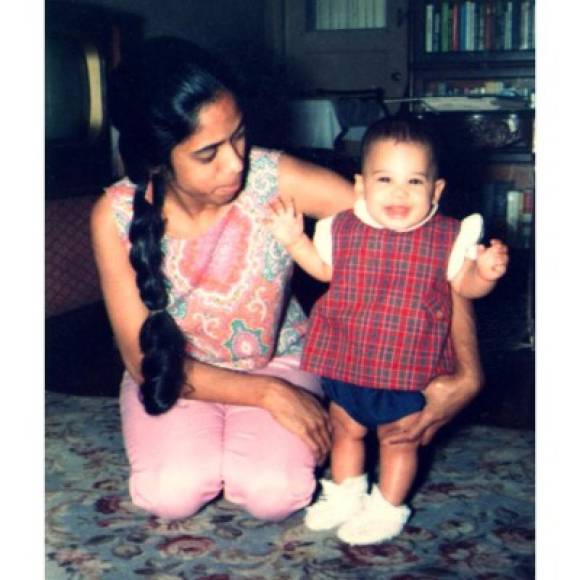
[360,117,442,177]
[109,37,241,415]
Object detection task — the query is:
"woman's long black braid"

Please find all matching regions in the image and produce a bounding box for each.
[128,172,186,415]
[109,37,241,415]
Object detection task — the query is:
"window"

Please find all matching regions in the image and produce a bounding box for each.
[309,0,388,31]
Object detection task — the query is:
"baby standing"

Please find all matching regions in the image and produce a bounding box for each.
[266,118,508,545]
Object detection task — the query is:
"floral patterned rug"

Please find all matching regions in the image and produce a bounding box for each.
[46,391,534,579]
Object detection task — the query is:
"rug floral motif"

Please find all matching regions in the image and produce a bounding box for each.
[46,392,534,579]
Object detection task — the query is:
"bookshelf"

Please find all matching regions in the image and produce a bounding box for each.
[411,0,535,103]
[409,0,535,350]
[413,0,535,60]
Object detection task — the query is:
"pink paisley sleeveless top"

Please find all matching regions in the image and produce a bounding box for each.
[106,147,308,370]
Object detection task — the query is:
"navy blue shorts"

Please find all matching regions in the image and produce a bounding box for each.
[321,377,426,428]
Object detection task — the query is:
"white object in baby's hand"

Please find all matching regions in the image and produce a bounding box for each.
[446,213,484,281]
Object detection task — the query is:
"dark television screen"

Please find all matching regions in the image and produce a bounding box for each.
[45,36,91,142]
[45,8,112,198]
[45,1,143,197]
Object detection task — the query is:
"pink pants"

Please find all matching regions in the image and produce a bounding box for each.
[120,355,321,521]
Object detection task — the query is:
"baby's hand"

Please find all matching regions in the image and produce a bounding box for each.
[265,196,305,248]
[475,239,509,281]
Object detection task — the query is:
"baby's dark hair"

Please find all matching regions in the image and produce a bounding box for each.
[109,37,241,415]
[360,117,441,177]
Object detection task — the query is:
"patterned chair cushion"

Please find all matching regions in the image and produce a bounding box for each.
[45,195,102,317]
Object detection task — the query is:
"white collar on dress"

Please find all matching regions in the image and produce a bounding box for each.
[353,198,439,233]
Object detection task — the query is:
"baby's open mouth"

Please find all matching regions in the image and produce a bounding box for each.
[385,206,410,218]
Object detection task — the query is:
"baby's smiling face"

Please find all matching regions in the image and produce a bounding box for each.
[355,138,446,232]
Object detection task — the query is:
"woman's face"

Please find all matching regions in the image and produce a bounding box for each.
[166,91,247,209]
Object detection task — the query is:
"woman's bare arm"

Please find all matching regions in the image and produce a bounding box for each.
[278,153,356,219]
[90,193,147,382]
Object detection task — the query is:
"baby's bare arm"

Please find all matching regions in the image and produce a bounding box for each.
[266,196,332,282]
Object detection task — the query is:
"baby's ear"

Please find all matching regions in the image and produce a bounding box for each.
[354,174,365,199]
[432,178,446,204]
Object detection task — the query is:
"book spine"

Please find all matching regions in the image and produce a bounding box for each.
[470,1,477,50]
[529,0,535,49]
[511,0,521,50]
[452,1,460,51]
[434,1,442,52]
[441,1,451,51]
[426,2,434,52]
[504,1,513,50]
[494,0,505,50]
[475,0,485,50]
[520,0,530,49]
[464,1,472,51]
[460,1,467,50]
[484,0,495,50]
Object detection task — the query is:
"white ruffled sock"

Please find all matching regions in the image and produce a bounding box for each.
[304,474,368,531]
[336,485,411,545]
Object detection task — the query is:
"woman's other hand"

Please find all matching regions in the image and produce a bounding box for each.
[381,372,480,445]
[261,379,332,465]
[380,292,483,445]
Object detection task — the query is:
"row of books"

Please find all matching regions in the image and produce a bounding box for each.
[424,0,535,54]
[313,0,386,30]
[481,181,533,248]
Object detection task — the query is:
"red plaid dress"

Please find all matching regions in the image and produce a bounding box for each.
[301,211,460,391]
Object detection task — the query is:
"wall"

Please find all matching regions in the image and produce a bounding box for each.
[54,0,280,143]
[277,0,409,98]
[60,0,270,82]
[49,1,411,143]
[63,0,409,97]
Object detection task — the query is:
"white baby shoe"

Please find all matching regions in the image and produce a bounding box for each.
[336,485,411,545]
[304,474,367,531]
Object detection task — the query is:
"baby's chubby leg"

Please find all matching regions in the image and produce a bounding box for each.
[303,403,368,531]
[377,411,422,506]
[336,411,421,545]
[328,402,368,483]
